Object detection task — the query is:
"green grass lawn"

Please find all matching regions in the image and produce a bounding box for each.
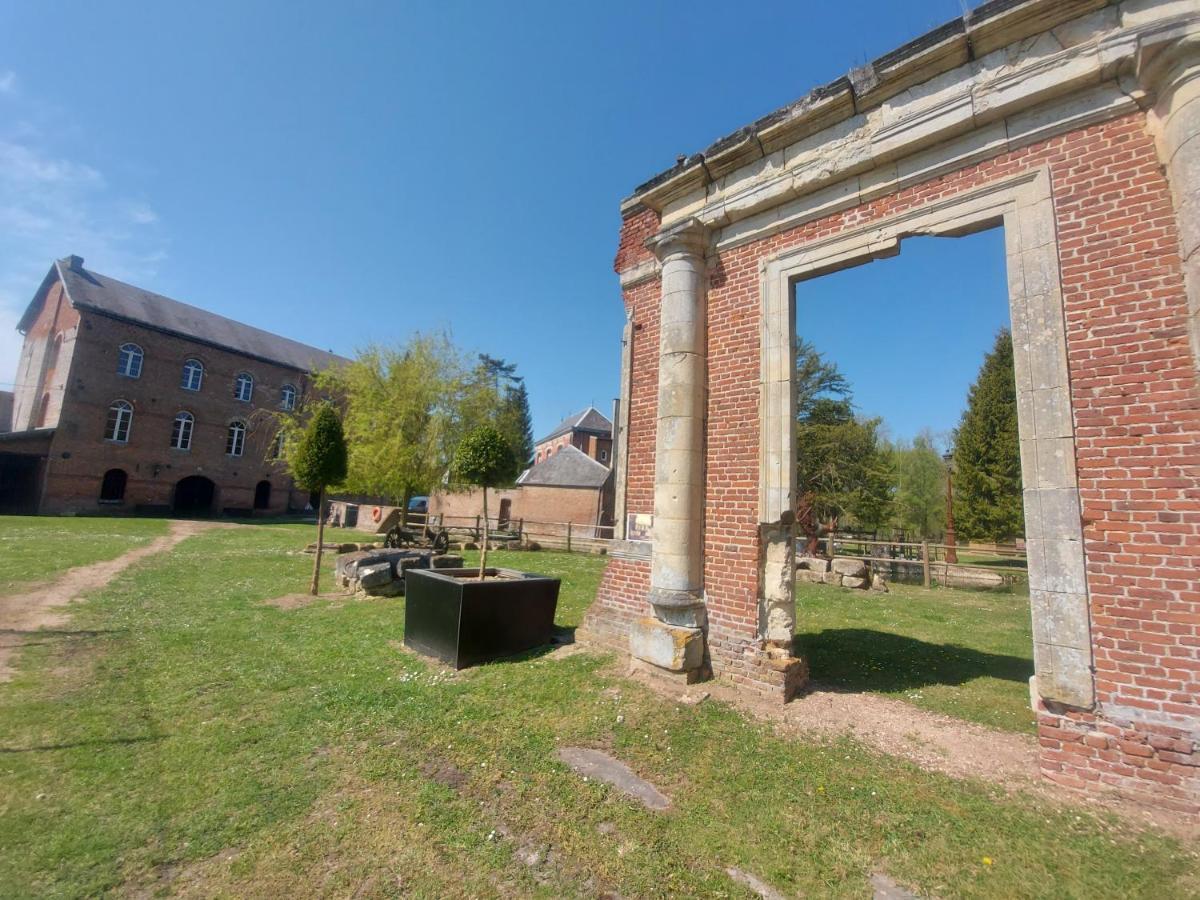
[796,580,1036,733]
[0,516,170,596]
[0,520,1194,898]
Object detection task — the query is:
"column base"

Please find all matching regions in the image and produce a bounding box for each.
[629,656,710,686]
[629,616,705,674]
[647,587,706,628]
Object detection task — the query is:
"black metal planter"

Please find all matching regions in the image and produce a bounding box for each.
[403,567,561,669]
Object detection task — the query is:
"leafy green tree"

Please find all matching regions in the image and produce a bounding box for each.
[452,425,519,579]
[953,329,1024,542]
[289,403,348,594]
[316,335,467,525]
[891,430,947,539]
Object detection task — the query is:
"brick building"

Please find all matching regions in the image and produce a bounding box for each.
[0,255,346,515]
[431,410,615,534]
[533,407,614,465]
[580,0,1200,814]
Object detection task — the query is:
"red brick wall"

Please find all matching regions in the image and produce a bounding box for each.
[591,113,1199,811]
[41,305,307,515]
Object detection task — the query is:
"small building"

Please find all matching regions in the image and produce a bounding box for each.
[533,407,613,466]
[430,429,615,537]
[0,255,348,515]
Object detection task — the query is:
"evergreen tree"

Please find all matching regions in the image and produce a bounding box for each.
[289,403,349,594]
[499,381,534,468]
[952,329,1024,542]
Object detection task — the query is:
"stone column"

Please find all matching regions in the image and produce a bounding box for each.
[629,218,709,681]
[1138,19,1200,364]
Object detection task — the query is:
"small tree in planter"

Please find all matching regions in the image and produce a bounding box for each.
[452,425,518,580]
[290,403,349,595]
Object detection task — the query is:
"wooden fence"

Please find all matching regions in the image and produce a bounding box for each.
[804,533,1028,589]
[404,513,616,554]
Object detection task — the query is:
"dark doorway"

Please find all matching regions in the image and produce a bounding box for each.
[253,479,271,510]
[497,498,512,528]
[99,468,127,503]
[173,475,216,515]
[0,453,43,514]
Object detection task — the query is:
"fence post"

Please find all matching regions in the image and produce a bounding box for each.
[475,515,481,542]
[518,518,524,542]
[921,541,931,589]
[567,522,573,553]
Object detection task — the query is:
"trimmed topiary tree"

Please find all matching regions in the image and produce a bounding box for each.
[452,425,518,580]
[290,402,349,594]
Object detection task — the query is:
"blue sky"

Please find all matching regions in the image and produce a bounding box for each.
[0,0,995,442]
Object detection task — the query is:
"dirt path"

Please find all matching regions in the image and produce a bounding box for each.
[0,519,218,681]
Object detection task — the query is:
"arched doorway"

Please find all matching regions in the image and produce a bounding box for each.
[99,468,127,503]
[173,475,216,515]
[253,480,271,510]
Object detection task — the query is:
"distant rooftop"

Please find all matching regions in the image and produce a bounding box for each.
[518,444,612,490]
[537,406,613,445]
[20,256,349,373]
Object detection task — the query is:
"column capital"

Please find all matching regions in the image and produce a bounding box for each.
[1135,16,1200,99]
[645,218,708,263]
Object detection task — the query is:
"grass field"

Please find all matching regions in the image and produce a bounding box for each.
[796,580,1035,733]
[0,518,1194,898]
[0,516,169,596]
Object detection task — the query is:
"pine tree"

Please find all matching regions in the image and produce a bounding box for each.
[952,329,1024,542]
[500,381,534,468]
[290,403,349,594]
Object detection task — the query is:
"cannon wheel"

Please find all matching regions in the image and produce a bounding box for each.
[431,528,450,554]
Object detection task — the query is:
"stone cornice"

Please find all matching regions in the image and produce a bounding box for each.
[623,4,1200,249]
[1135,14,1200,95]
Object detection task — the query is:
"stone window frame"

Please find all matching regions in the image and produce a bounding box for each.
[105,399,134,444]
[226,419,247,457]
[181,358,205,392]
[171,411,195,452]
[233,372,254,403]
[117,342,143,379]
[758,165,1094,709]
[279,382,297,411]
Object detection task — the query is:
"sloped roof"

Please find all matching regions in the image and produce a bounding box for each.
[518,444,611,489]
[537,406,613,444]
[21,257,348,373]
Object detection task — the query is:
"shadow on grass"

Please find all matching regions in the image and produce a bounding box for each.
[795,628,1032,693]
[0,734,164,754]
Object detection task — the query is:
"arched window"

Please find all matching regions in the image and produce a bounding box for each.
[99,468,127,503]
[279,383,296,411]
[234,373,253,402]
[181,359,204,391]
[117,343,143,378]
[171,411,194,451]
[46,333,63,371]
[105,400,133,443]
[36,392,51,428]
[226,420,246,457]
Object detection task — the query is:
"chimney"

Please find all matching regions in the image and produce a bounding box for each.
[62,255,84,271]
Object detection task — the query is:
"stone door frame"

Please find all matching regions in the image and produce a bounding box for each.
[758,165,1095,709]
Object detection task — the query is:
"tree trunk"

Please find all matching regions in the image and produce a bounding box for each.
[310,488,325,595]
[400,488,411,528]
[479,487,489,581]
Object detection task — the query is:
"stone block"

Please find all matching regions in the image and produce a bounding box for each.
[870,575,889,593]
[822,571,842,586]
[796,556,830,574]
[842,576,867,589]
[430,554,465,569]
[357,562,394,589]
[831,557,867,577]
[629,617,703,672]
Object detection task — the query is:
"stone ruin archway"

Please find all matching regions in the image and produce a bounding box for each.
[581,1,1200,814]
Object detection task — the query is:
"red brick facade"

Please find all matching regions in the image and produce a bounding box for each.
[587,111,1200,811]
[5,267,321,516]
